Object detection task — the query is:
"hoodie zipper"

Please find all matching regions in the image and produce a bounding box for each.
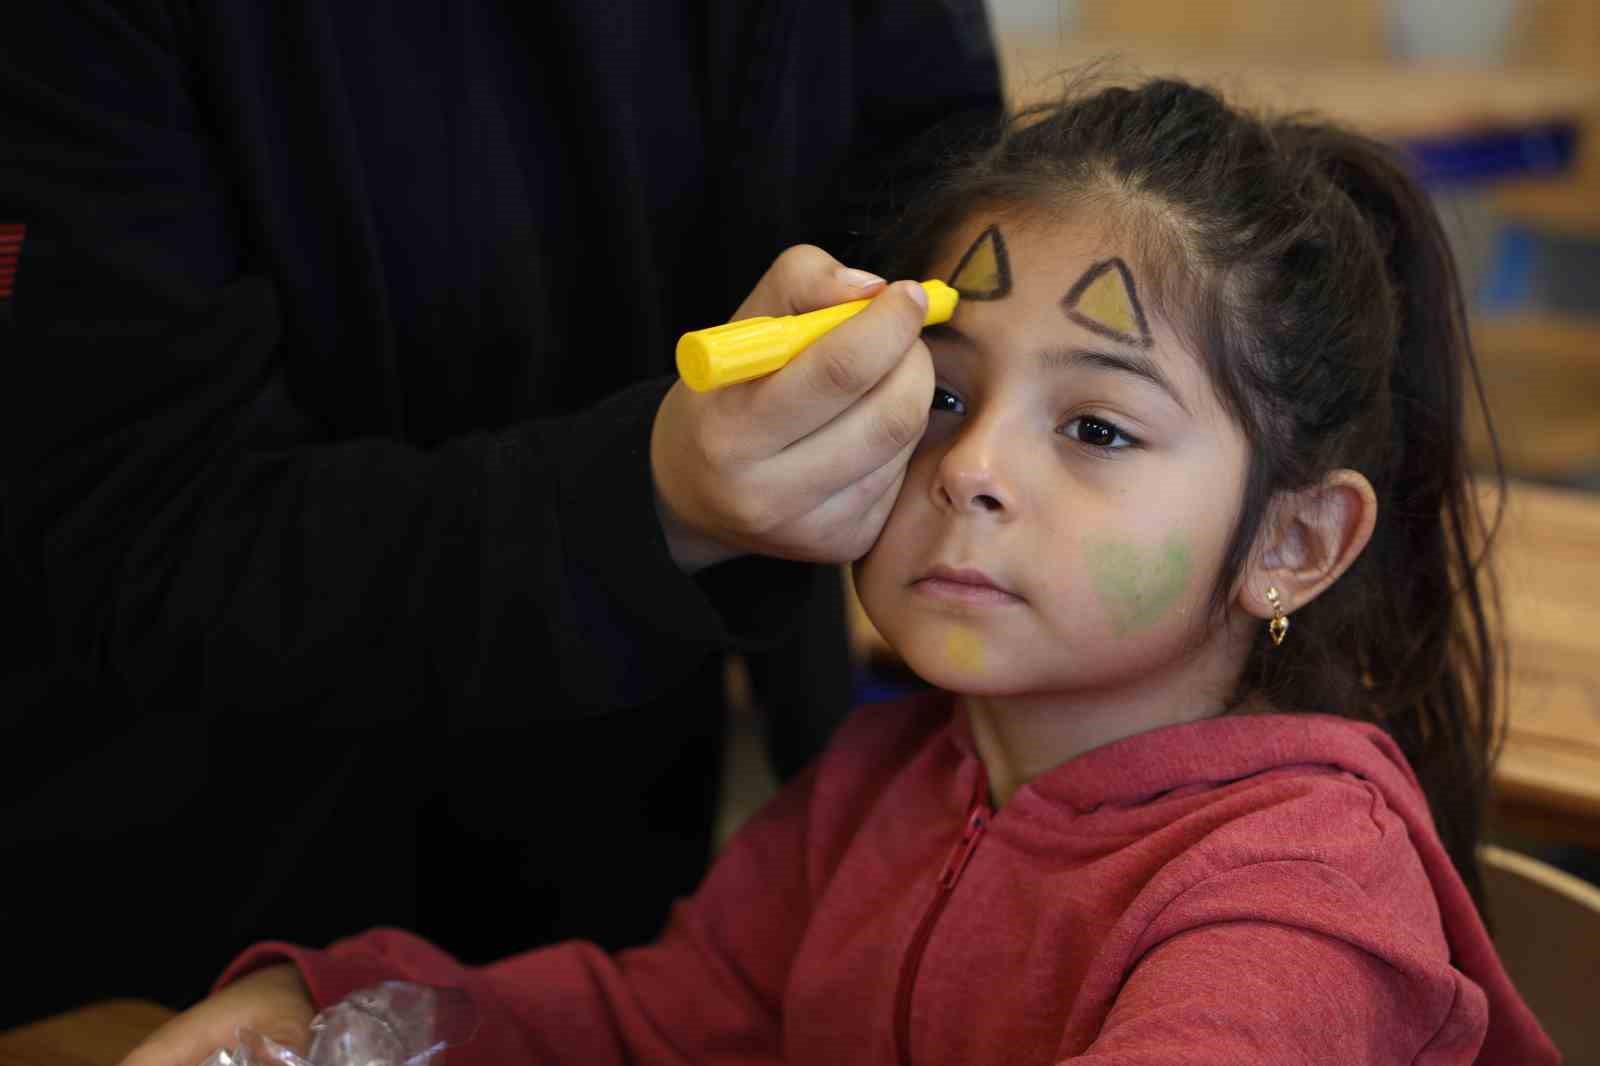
[893,783,992,1066]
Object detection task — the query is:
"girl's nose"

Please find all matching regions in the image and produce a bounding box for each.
[930,421,1016,519]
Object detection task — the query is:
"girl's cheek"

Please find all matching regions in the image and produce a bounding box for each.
[1082,530,1194,637]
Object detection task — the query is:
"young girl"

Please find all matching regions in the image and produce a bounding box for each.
[141,79,1558,1065]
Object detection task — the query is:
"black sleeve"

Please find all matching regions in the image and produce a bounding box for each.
[0,2,811,719]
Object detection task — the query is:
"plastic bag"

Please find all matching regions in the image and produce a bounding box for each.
[200,982,478,1066]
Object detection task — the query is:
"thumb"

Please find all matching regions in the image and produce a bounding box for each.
[119,966,314,1066]
[244,1017,314,1057]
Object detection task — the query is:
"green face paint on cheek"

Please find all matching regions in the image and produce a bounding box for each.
[1085,532,1194,635]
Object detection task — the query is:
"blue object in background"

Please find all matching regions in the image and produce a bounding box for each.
[1477,223,1600,318]
[1403,120,1580,189]
[1480,225,1538,313]
[852,665,928,706]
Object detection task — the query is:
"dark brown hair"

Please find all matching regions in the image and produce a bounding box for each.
[874,76,1505,904]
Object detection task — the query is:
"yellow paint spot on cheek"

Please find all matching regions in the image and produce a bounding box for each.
[944,626,984,671]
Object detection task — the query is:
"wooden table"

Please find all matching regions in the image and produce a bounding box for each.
[1486,480,1600,848]
[0,1001,172,1066]
[848,478,1600,848]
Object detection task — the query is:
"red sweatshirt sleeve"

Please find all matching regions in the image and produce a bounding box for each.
[1074,921,1478,1064]
[219,764,824,1066]
[1066,860,1491,1065]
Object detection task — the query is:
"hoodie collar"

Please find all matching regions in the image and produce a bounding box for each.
[945,696,1426,823]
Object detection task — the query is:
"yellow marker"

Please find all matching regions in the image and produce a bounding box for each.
[676,280,959,392]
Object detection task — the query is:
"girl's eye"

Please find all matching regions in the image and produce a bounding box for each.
[931,386,966,415]
[1061,415,1137,450]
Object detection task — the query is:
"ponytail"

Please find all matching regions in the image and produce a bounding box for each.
[1277,125,1505,906]
[1254,126,1504,902]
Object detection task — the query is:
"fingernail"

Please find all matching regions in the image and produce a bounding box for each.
[901,281,929,311]
[836,267,886,289]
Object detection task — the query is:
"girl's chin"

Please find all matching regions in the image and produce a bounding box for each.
[884,624,1072,699]
[895,646,1017,697]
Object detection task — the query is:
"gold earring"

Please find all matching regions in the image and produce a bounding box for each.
[1265,587,1289,647]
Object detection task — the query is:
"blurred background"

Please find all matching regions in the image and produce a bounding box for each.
[722,0,1600,893]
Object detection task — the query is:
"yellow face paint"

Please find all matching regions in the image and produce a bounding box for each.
[1061,258,1152,347]
[946,224,1012,301]
[943,626,985,672]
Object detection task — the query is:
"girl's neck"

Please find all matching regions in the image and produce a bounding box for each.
[962,620,1253,807]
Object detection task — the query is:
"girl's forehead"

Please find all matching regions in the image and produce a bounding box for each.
[933,215,1222,420]
[939,216,1155,336]
[940,215,1137,288]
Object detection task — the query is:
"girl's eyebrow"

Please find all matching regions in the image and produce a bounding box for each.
[925,322,1190,415]
[1039,346,1191,415]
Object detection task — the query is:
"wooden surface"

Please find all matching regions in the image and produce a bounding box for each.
[1481,844,1600,1064]
[0,1001,173,1066]
[1484,480,1600,847]
[999,37,1600,141]
[1493,151,1600,236]
[1065,0,1385,61]
[848,479,1600,847]
[1469,315,1600,478]
[1007,0,1600,140]
[1060,0,1600,72]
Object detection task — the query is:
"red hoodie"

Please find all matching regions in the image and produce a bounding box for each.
[222,692,1558,1064]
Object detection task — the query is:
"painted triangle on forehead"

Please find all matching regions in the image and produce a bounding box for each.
[946,224,1012,300]
[1061,258,1152,347]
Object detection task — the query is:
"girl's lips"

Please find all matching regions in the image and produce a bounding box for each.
[913,567,1023,605]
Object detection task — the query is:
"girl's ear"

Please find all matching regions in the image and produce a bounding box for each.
[1237,469,1378,622]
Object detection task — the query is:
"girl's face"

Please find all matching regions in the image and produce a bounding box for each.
[856,215,1253,703]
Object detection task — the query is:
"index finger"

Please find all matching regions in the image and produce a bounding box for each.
[744,281,932,448]
[732,244,887,321]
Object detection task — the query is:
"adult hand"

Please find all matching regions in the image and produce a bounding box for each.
[652,245,935,572]
[118,965,314,1066]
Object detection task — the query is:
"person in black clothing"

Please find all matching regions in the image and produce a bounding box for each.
[0,1,1001,1026]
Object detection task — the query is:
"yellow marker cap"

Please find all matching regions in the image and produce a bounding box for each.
[676,279,959,392]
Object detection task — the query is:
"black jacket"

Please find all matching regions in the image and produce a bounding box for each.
[0,0,1000,1023]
